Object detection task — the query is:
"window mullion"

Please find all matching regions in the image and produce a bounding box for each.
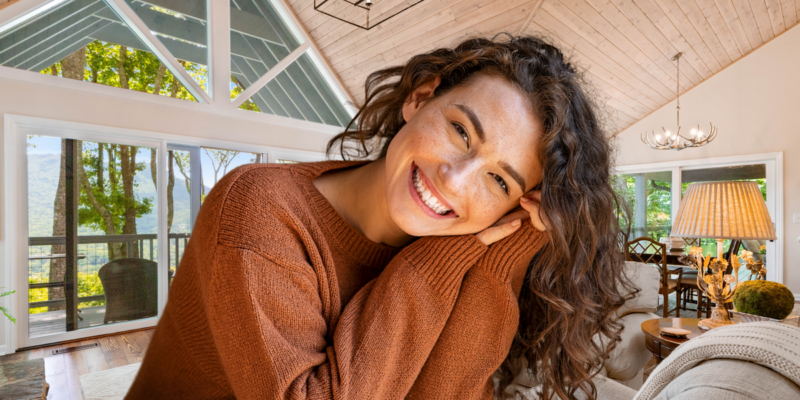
[229,42,309,110]
[671,167,682,229]
[208,0,230,108]
[104,0,212,104]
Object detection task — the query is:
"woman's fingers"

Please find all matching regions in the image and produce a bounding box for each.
[475,218,522,246]
[491,207,529,227]
[520,192,549,232]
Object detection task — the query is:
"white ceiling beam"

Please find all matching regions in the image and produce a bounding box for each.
[104,0,212,104]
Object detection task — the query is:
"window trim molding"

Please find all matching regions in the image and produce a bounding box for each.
[1,113,327,353]
[614,151,784,287]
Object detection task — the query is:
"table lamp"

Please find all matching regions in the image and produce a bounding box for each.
[670,181,777,329]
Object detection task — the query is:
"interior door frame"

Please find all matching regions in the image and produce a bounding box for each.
[614,152,784,285]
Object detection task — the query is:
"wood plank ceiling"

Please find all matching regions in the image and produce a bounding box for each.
[286,0,800,134]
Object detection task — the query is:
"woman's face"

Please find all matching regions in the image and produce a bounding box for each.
[384,74,543,237]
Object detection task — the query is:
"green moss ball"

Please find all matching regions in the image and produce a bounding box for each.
[733,280,795,320]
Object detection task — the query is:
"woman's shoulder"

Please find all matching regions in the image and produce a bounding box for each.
[200,161,360,251]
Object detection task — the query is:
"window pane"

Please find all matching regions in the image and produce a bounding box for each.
[0,0,196,101]
[200,147,262,202]
[230,0,302,97]
[681,164,767,264]
[237,52,351,127]
[124,0,208,91]
[27,135,160,338]
[614,171,672,244]
[167,149,192,282]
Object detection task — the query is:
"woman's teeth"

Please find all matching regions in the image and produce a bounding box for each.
[413,168,452,215]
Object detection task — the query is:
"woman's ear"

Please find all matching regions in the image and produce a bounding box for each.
[402,76,441,122]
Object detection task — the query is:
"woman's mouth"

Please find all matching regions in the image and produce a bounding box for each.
[409,163,457,218]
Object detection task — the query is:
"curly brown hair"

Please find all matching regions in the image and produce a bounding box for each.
[327,35,634,400]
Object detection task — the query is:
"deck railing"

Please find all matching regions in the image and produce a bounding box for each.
[27,232,191,310]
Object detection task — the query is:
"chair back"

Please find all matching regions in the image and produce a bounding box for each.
[625,237,668,285]
[98,258,159,324]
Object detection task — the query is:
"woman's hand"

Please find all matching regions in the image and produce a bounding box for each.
[520,190,549,232]
[475,190,549,246]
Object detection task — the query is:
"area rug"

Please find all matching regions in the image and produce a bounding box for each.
[80,362,140,400]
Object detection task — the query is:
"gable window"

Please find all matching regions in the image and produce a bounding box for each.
[0,0,354,126]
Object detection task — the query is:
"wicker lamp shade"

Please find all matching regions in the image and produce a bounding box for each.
[671,181,776,240]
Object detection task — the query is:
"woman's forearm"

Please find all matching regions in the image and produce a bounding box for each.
[407,223,548,399]
[205,235,487,400]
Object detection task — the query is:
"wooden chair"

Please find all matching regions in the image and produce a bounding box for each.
[677,237,705,318]
[626,237,683,318]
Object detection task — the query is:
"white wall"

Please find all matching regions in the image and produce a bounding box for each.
[613,24,800,295]
[0,72,338,351]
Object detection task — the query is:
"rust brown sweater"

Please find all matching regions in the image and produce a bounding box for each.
[126,161,546,400]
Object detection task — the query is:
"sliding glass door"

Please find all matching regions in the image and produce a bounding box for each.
[26,135,160,339]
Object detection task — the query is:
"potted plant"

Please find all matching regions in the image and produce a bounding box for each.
[1,288,15,323]
[760,244,767,264]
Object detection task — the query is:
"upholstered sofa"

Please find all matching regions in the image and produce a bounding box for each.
[498,260,662,397]
[501,264,800,400]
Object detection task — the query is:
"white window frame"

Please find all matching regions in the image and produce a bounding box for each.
[0,0,356,128]
[614,152,784,285]
[2,113,326,352]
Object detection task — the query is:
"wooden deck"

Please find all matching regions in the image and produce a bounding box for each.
[29,307,108,338]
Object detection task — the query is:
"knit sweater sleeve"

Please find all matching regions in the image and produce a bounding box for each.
[406,221,549,399]
[202,169,488,399]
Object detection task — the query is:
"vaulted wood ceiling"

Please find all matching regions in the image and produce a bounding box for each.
[286,0,800,134]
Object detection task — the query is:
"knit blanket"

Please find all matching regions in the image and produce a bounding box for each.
[634,321,800,400]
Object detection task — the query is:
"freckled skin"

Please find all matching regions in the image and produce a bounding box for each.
[385,74,543,237]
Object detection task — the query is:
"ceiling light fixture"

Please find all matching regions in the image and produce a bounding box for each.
[314,0,426,30]
[641,53,718,151]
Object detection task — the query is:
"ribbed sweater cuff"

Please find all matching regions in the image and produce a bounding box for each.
[476,221,549,283]
[402,235,488,299]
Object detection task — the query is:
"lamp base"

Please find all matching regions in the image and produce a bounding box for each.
[699,303,735,330]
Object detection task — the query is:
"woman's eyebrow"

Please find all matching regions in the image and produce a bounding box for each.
[499,161,526,193]
[454,104,485,142]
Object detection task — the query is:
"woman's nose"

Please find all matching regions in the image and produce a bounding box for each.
[437,159,479,195]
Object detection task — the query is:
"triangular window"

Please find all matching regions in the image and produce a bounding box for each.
[0,0,201,101]
[236,51,351,127]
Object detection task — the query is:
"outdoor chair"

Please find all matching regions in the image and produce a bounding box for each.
[625,237,682,318]
[98,258,172,324]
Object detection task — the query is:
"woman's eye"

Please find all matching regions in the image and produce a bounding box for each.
[491,173,509,194]
[453,123,469,146]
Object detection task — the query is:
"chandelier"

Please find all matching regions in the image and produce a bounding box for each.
[315,0,426,30]
[641,53,718,151]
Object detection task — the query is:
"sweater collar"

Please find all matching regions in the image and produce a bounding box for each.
[293,160,401,268]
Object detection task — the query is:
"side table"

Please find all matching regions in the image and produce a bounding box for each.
[641,318,703,364]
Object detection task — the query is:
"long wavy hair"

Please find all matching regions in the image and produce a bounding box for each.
[327,35,634,400]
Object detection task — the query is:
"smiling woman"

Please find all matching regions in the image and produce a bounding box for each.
[128,35,630,400]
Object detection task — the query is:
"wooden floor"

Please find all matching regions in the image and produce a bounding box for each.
[0,328,154,400]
